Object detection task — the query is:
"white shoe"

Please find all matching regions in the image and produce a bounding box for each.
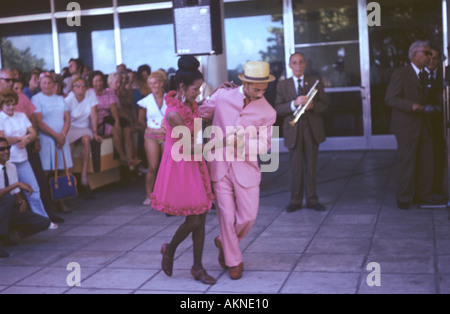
[48,222,59,230]
[143,198,152,206]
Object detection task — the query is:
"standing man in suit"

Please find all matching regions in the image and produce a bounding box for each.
[275,52,328,213]
[198,61,277,280]
[385,40,434,209]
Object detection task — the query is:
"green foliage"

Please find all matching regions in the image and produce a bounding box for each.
[1,38,46,72]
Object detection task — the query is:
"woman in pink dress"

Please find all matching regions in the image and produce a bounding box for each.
[151,56,216,285]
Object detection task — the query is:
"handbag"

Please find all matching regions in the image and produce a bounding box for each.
[49,149,78,201]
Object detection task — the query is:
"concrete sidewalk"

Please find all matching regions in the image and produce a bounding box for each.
[0,151,449,294]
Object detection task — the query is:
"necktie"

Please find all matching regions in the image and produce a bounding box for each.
[419,70,428,86]
[2,166,9,187]
[297,78,305,96]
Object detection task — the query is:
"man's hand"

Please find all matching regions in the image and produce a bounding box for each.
[294,96,314,111]
[17,199,28,213]
[16,182,33,197]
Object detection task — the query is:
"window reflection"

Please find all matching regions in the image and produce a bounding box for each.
[0,21,54,72]
[120,10,178,72]
[324,91,363,137]
[224,0,284,82]
[297,45,361,88]
[292,0,358,44]
[58,32,79,68]
[92,29,116,74]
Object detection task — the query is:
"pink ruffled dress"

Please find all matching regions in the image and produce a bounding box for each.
[150,91,214,216]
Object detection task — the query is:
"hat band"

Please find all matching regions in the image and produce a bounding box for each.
[244,75,270,81]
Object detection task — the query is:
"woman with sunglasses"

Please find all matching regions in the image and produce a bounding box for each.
[0,89,58,229]
[32,72,73,213]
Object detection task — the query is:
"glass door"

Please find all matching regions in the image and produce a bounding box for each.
[291,0,364,144]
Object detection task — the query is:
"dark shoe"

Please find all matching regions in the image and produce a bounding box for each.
[214,236,228,270]
[397,201,410,210]
[286,203,302,213]
[191,268,217,285]
[1,230,20,247]
[48,211,65,223]
[229,262,244,280]
[161,243,174,277]
[82,184,95,200]
[307,203,327,212]
[0,248,9,258]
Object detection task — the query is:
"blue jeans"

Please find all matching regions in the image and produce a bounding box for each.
[13,160,49,219]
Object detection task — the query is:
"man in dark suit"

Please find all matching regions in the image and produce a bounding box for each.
[0,137,50,258]
[275,52,328,212]
[385,40,435,209]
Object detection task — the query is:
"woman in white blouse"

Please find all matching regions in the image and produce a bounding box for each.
[138,70,167,206]
[0,89,58,229]
[66,76,103,198]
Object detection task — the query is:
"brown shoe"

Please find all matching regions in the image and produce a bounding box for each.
[191,268,217,285]
[161,243,174,277]
[214,236,228,270]
[229,262,244,280]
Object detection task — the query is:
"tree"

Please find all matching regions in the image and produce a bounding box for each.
[1,38,46,72]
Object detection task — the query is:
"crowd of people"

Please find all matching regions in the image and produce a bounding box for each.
[0,58,179,258]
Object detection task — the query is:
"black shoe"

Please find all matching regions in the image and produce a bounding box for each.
[286,203,302,213]
[397,201,410,210]
[307,203,327,212]
[0,247,10,258]
[82,184,95,200]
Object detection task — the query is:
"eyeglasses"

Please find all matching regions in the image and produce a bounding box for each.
[0,78,14,83]
[417,50,433,56]
[74,84,86,88]
[0,145,11,152]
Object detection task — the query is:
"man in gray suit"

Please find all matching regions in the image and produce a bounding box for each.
[275,53,328,212]
[385,40,435,209]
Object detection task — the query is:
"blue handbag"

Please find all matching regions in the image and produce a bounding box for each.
[49,149,78,201]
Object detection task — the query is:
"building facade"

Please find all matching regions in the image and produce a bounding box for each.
[0,0,448,150]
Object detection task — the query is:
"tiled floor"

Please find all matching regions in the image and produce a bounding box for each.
[0,151,449,294]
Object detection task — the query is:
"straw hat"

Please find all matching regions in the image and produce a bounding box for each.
[238,61,276,83]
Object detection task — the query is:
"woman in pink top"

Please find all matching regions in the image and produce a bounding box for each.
[151,56,215,285]
[89,71,139,170]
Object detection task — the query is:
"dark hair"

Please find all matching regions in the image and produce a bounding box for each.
[0,137,8,145]
[69,58,85,74]
[137,64,151,80]
[89,70,106,89]
[174,56,203,90]
[0,89,18,109]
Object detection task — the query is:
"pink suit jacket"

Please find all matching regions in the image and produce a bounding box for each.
[198,87,277,188]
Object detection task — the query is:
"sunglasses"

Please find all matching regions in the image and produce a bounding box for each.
[0,145,11,152]
[418,50,433,56]
[0,78,14,83]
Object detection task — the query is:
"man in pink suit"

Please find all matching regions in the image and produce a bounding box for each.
[198,61,277,280]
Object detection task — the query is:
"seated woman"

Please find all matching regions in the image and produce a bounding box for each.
[138,70,167,205]
[0,89,58,229]
[108,72,141,171]
[89,71,140,171]
[65,76,103,199]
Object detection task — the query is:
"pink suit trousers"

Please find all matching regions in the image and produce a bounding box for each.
[214,166,260,267]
